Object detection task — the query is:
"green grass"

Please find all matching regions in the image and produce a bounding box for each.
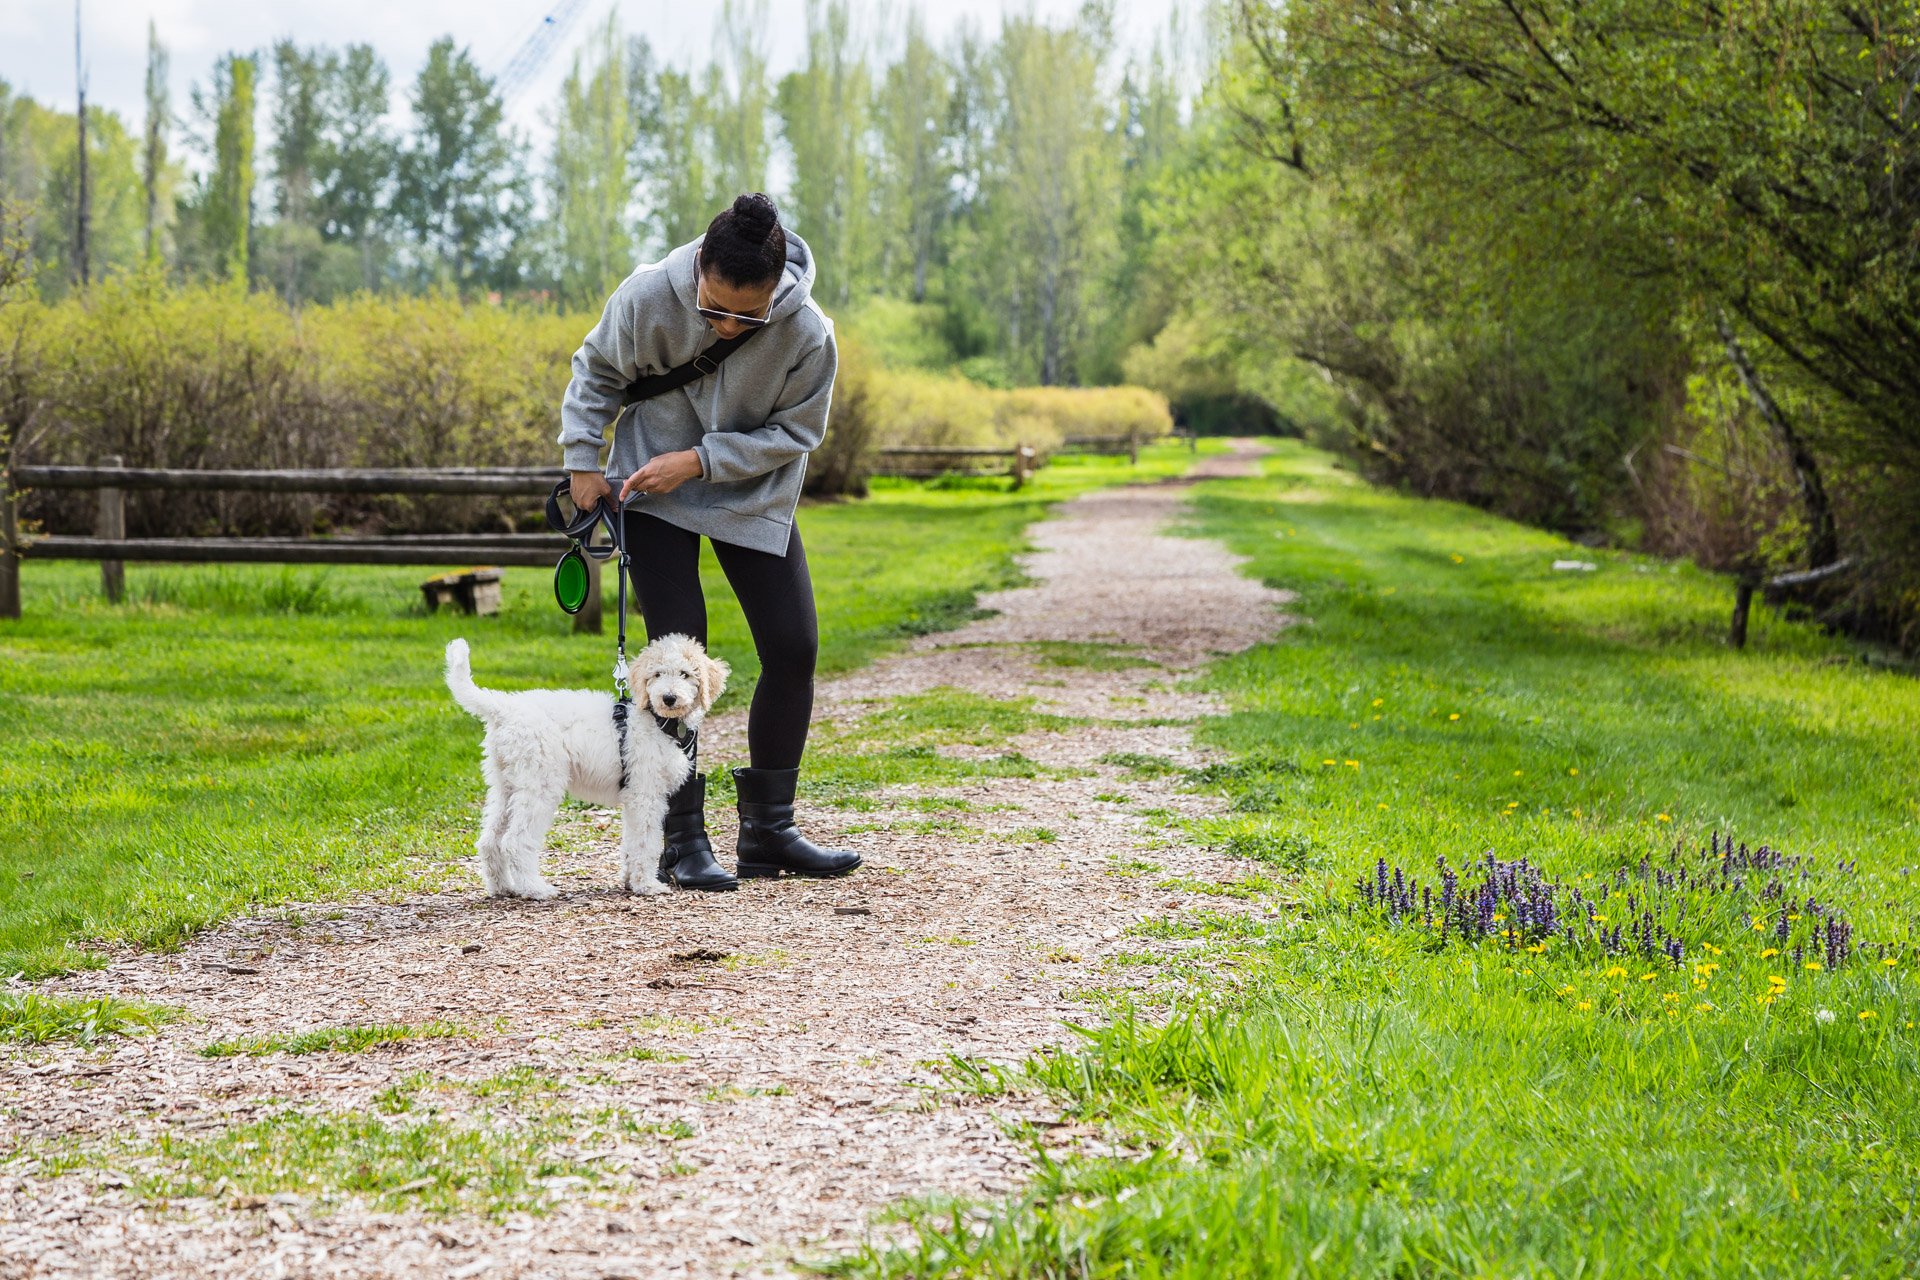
[199,1021,472,1058]
[0,992,177,1044]
[0,445,1210,977]
[842,442,1920,1279]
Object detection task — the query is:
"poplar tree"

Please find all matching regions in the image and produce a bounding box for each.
[550,16,640,308]
[201,53,256,285]
[777,0,874,307]
[141,21,168,264]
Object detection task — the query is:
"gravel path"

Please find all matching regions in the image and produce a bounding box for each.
[1,441,1290,1279]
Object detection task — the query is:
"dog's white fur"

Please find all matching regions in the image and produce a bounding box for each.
[444,634,729,900]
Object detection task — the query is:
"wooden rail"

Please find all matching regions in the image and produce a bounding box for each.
[22,537,564,568]
[869,444,1038,489]
[16,465,563,496]
[0,462,605,629]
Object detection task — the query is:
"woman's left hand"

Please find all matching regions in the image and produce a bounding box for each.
[621,449,704,499]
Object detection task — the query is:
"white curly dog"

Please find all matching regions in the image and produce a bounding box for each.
[444,634,729,900]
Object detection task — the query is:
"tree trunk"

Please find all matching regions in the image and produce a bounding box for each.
[1717,314,1839,569]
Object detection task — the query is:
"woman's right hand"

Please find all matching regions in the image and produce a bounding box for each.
[569,469,614,514]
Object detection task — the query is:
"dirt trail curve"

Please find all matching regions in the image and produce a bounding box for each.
[2,441,1290,1280]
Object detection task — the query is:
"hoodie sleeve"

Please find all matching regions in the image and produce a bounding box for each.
[557,276,648,473]
[693,322,837,484]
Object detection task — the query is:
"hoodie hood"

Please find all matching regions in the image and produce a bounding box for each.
[668,229,817,326]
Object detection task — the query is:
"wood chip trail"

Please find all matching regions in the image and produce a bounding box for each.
[1,441,1291,1279]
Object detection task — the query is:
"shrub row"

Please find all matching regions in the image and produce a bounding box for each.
[5,279,1170,535]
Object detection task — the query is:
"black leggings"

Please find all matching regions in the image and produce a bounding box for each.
[623,511,818,770]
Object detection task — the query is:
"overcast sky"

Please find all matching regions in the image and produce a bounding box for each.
[3,0,1189,150]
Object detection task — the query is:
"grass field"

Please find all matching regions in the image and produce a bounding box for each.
[0,444,1215,980]
[851,443,1920,1278]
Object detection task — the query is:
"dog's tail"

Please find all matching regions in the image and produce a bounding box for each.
[444,638,505,722]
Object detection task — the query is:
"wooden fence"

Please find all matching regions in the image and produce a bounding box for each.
[868,444,1039,488]
[0,459,623,630]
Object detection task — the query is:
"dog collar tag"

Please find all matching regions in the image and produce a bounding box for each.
[612,656,630,687]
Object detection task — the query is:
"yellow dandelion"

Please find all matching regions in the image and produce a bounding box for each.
[1576,1001,1593,1011]
[1449,713,1460,721]
[1451,554,1464,563]
[1655,814,1673,822]
[1322,759,1336,766]
[1526,943,1547,954]
[1513,770,1525,777]
[1761,948,1779,958]
[1662,992,1681,1003]
[1372,698,1384,707]
[1757,993,1777,1005]
[1377,803,1389,810]
[1605,966,1628,979]
[1806,961,1823,972]
[1640,973,1656,983]
[1752,921,1766,931]
[1695,1002,1713,1012]
[1557,985,1577,995]
[1568,768,1579,776]
[1859,1011,1877,1021]
[1788,913,1801,921]
[1572,808,1582,818]
[1345,760,1359,768]
[1883,958,1898,968]
[1705,944,1723,955]
[1350,723,1359,729]
[1594,914,1608,923]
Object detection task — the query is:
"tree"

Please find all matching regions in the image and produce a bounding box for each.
[873,11,952,302]
[141,21,168,263]
[316,44,395,291]
[968,7,1123,385]
[73,0,89,287]
[196,53,257,284]
[549,16,640,308]
[777,0,875,307]
[706,0,772,204]
[264,40,333,301]
[643,68,716,250]
[396,38,527,294]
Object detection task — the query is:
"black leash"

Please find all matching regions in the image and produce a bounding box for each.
[546,481,699,792]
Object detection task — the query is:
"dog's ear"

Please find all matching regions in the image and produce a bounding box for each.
[699,653,730,709]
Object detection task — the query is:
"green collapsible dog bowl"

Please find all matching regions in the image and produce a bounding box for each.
[553,545,592,614]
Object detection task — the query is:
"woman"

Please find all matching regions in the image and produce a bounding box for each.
[559,192,859,892]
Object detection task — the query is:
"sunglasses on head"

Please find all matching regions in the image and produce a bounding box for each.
[694,252,773,327]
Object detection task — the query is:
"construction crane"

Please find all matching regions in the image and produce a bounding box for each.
[495,0,590,103]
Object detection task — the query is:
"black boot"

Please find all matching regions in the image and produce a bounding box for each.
[658,774,737,892]
[733,767,862,879]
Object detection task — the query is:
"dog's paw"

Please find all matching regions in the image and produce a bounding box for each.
[625,875,671,897]
[500,880,559,901]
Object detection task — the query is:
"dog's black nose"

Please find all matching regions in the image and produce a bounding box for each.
[661,694,678,706]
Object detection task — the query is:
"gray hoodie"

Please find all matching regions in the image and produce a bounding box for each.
[558,232,834,555]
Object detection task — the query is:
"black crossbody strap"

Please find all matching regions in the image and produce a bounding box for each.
[620,326,762,408]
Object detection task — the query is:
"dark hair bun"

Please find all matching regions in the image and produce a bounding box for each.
[702,192,786,289]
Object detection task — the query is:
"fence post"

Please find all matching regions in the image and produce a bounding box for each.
[0,454,18,620]
[97,455,125,603]
[1011,443,1027,491]
[1729,575,1758,650]
[1187,427,1197,454]
[1129,427,1139,466]
[574,542,604,634]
